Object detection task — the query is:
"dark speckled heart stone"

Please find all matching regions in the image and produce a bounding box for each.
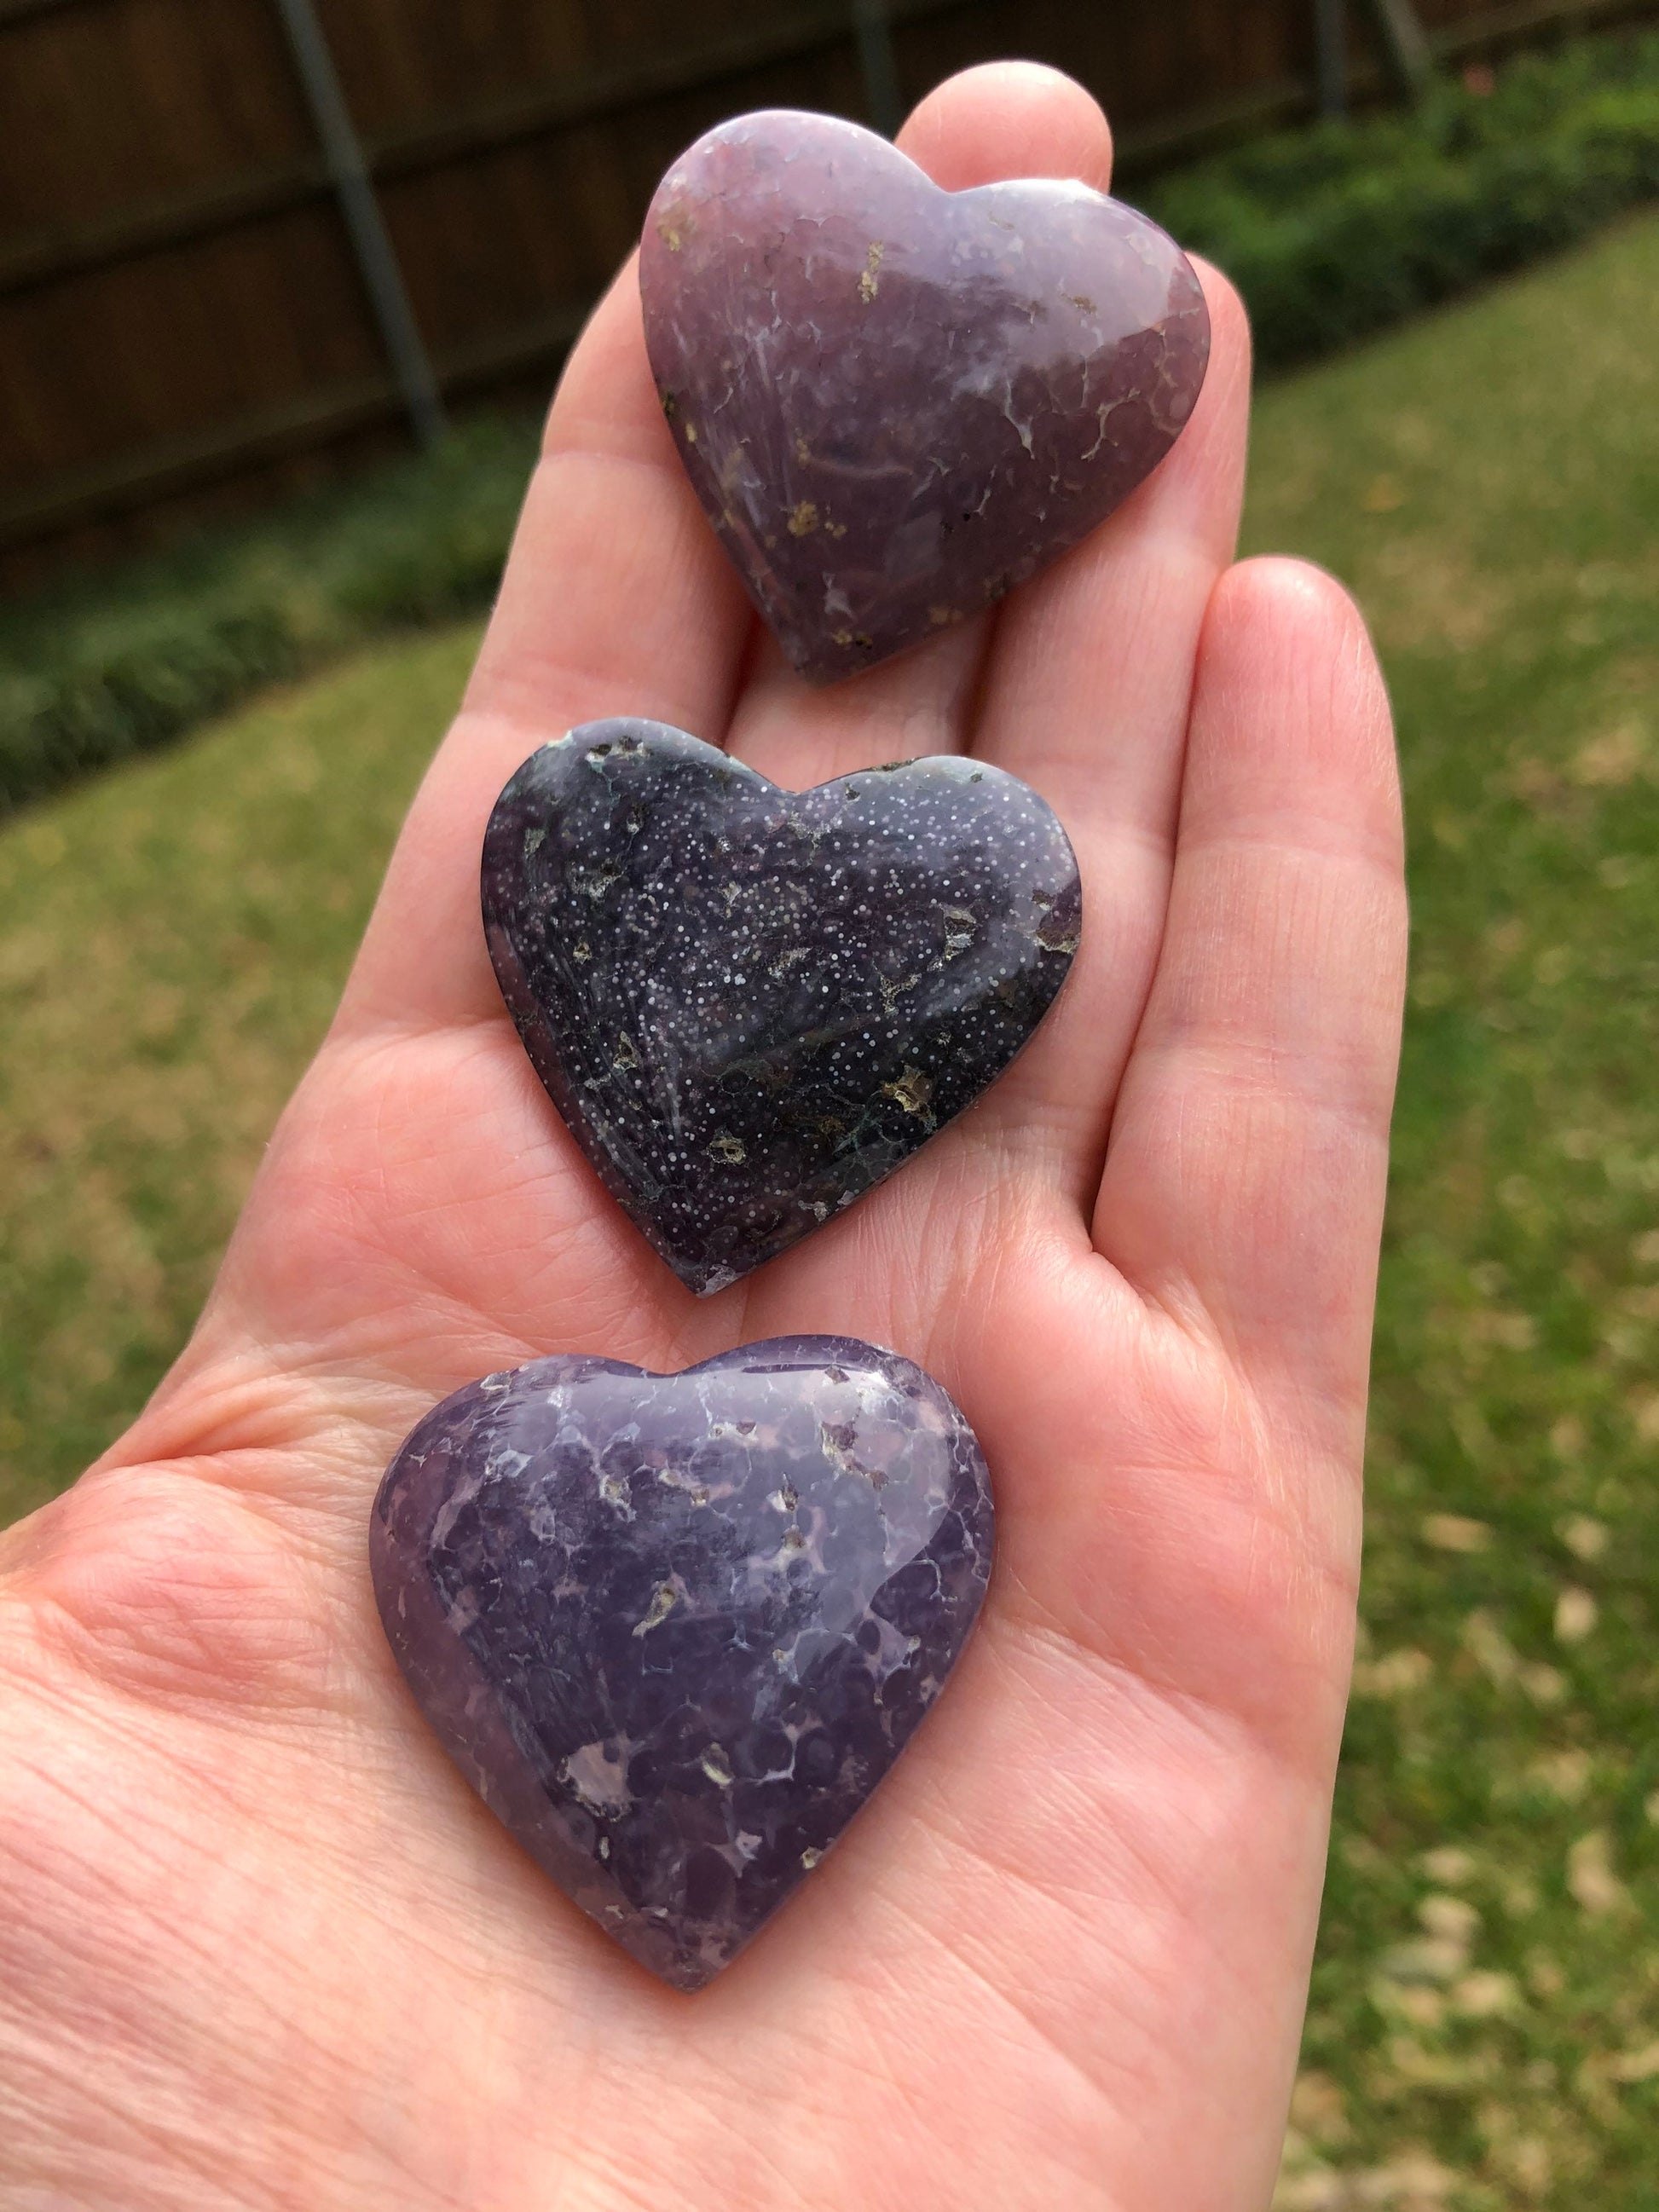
[370,1337,993,1990]
[640,108,1210,682]
[483,719,1079,1293]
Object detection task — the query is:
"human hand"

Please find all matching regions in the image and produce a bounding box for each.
[0,61,1405,2212]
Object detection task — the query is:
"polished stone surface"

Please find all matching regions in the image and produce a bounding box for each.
[370,1338,994,1990]
[640,108,1211,682]
[483,719,1079,1293]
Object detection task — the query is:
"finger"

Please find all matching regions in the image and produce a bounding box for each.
[899,57,1115,192]
[338,257,752,1036]
[725,61,1117,791]
[721,624,988,793]
[969,263,1251,1198]
[1096,559,1407,1435]
[463,252,748,741]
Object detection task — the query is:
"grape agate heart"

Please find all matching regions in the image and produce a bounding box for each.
[482,719,1079,1293]
[640,109,1211,682]
[370,1338,993,1990]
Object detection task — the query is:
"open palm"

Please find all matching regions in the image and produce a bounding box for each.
[0,62,1405,2212]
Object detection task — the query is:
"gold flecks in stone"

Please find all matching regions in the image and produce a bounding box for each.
[883,1066,934,1117]
[633,1583,680,1637]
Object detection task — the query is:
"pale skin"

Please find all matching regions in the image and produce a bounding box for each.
[0,62,1407,2212]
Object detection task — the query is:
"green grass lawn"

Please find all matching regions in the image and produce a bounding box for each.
[0,627,478,1517]
[1246,211,1659,2211]
[3,211,1659,2204]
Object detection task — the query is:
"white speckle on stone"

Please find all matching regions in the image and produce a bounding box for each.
[561,1741,632,1816]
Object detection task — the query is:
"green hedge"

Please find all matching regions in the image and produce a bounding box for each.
[6,27,1659,815]
[0,415,536,812]
[1141,30,1659,367]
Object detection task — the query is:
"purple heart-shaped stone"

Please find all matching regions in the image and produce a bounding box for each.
[640,109,1210,682]
[370,1338,993,1990]
[483,719,1079,1293]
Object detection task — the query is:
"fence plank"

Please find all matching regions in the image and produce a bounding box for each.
[0,297,587,551]
[0,0,964,303]
[0,163,327,297]
[0,0,96,24]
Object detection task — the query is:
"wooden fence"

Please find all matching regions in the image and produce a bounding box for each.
[0,0,1650,587]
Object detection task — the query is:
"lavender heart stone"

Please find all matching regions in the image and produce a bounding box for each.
[370,1337,993,1990]
[483,719,1078,1294]
[640,108,1211,682]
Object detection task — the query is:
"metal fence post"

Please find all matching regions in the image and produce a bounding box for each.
[1363,0,1435,100]
[852,0,902,139]
[1314,0,1350,118]
[270,0,446,448]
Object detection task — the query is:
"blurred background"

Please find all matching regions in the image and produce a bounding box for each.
[0,0,1646,589]
[3,3,1659,2205]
